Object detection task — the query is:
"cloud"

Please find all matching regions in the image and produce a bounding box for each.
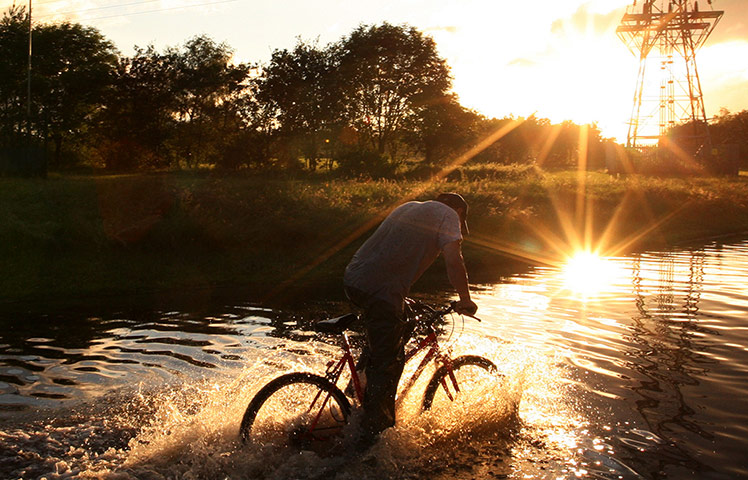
[551,3,626,37]
[508,57,538,67]
[424,25,458,34]
[707,0,747,43]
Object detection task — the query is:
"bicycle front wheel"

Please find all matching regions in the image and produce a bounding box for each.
[240,372,351,450]
[422,355,498,411]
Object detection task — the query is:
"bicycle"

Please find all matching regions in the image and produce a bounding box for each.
[239,298,499,450]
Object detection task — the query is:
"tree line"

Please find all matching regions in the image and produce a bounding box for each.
[13,5,739,177]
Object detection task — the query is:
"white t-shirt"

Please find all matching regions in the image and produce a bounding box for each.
[343,200,463,308]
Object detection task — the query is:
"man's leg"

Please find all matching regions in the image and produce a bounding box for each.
[361,299,406,438]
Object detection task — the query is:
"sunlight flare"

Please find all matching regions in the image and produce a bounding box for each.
[562,251,623,297]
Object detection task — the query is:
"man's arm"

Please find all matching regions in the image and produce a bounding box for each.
[442,240,478,315]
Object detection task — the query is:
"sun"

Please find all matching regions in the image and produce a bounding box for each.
[440,1,634,142]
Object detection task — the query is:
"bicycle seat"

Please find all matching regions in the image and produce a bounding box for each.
[314,313,358,334]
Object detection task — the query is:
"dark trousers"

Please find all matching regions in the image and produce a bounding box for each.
[344,287,408,437]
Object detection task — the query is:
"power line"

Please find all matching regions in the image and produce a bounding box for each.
[80,0,239,21]
[2,0,65,8]
[6,0,239,21]
[37,0,163,18]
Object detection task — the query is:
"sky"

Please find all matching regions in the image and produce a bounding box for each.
[5,0,748,142]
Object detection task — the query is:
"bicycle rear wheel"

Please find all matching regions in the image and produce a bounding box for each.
[240,372,351,451]
[422,355,498,411]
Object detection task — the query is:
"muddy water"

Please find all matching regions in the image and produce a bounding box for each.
[2,239,748,479]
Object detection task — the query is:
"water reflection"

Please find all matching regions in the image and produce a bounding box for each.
[470,241,748,479]
[0,307,281,410]
[624,251,719,475]
[562,251,627,298]
[2,240,748,479]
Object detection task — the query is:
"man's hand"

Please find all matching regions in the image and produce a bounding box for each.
[454,298,478,316]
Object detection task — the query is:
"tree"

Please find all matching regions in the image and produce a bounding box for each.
[0,6,29,143]
[33,20,118,167]
[225,74,279,169]
[258,39,339,170]
[95,36,252,170]
[336,23,452,158]
[171,35,251,169]
[405,93,482,166]
[96,45,180,169]
[0,6,117,169]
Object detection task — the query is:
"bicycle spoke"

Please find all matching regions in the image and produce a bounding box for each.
[242,373,350,451]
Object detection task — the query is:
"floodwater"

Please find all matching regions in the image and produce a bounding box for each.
[2,239,748,479]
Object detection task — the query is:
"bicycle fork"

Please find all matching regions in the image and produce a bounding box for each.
[398,332,456,404]
[439,365,461,401]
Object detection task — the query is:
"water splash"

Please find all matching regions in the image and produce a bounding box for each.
[1,332,578,479]
[1,324,636,480]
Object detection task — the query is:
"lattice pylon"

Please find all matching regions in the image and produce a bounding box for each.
[617,1,722,149]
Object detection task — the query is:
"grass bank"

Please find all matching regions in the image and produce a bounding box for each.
[3,169,748,311]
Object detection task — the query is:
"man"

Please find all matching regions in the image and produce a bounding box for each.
[343,192,478,444]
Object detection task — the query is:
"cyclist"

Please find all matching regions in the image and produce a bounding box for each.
[343,192,478,447]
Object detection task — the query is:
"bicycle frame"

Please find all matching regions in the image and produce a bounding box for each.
[321,311,453,405]
[301,303,465,441]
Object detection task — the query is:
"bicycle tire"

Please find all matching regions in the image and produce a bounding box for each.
[422,355,498,411]
[240,372,352,449]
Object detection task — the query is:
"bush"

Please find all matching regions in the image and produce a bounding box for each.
[624,148,704,177]
[335,150,395,178]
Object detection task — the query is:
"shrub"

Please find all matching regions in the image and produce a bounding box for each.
[335,150,395,178]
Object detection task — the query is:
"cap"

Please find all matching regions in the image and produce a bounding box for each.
[436,192,469,235]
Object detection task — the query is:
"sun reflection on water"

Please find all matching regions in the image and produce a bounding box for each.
[561,251,625,299]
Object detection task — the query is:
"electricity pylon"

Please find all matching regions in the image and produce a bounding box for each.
[617,0,722,150]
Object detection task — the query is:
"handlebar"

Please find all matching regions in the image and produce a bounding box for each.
[447,301,482,322]
[405,298,481,323]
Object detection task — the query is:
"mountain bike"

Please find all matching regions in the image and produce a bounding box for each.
[239,298,499,450]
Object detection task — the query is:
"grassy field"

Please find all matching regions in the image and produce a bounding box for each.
[3,168,748,311]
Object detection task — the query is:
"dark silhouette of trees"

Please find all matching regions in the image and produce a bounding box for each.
[710,109,748,149]
[258,39,339,170]
[471,116,605,170]
[33,21,117,167]
[335,23,452,159]
[171,35,250,169]
[255,24,454,174]
[406,93,482,166]
[95,37,252,170]
[0,6,29,142]
[96,45,180,169]
[1,9,623,176]
[227,78,277,169]
[1,6,117,170]
[662,109,748,175]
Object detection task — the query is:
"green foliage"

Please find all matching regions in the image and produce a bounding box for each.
[1,6,117,172]
[95,37,254,171]
[406,94,483,166]
[5,171,748,304]
[335,23,452,157]
[7,6,744,179]
[335,150,395,178]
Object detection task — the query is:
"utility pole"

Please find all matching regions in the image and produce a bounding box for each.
[27,0,32,134]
